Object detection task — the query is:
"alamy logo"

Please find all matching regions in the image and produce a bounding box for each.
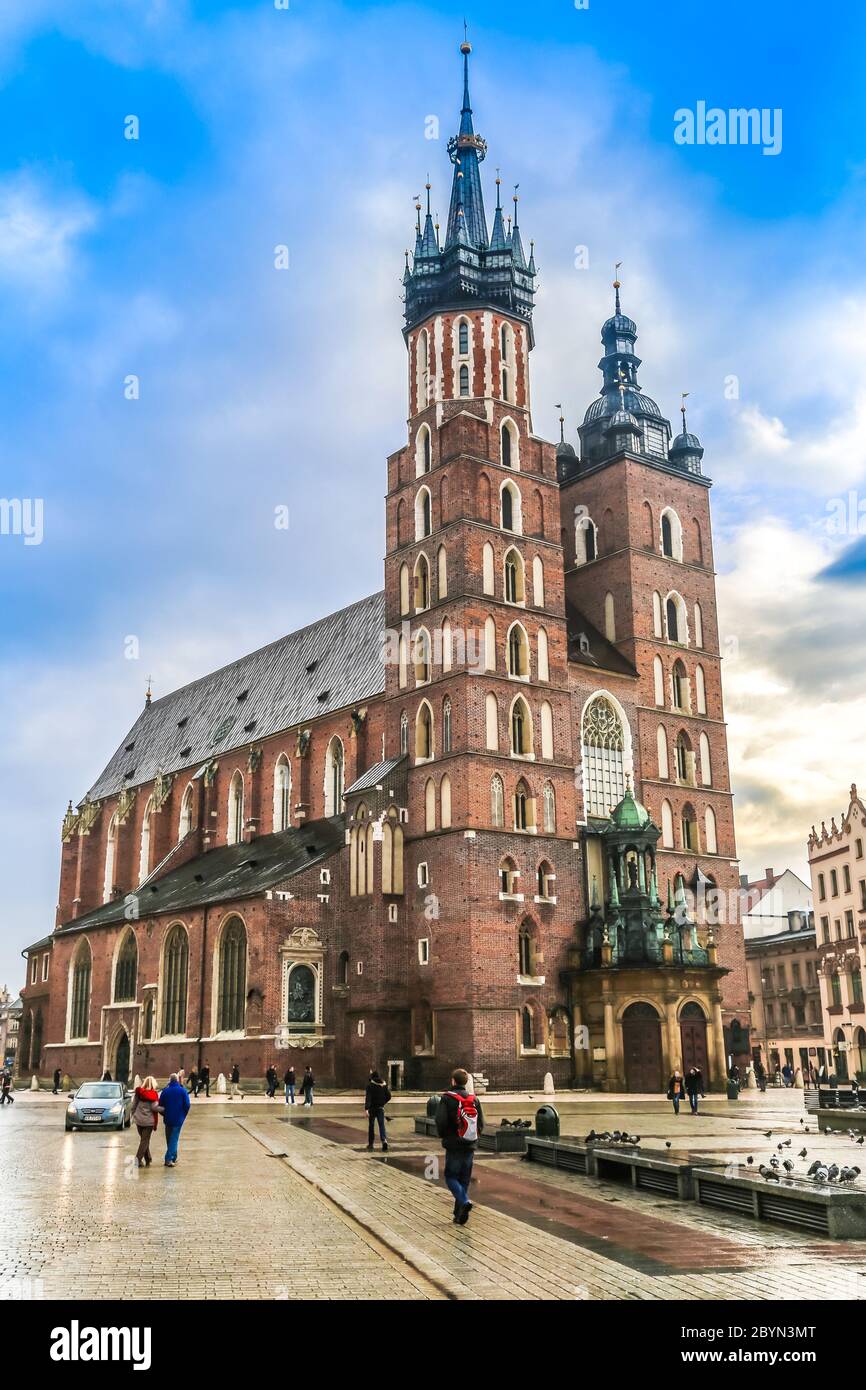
[674,101,782,156]
[50,1321,152,1371]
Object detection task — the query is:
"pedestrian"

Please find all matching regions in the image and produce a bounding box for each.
[300,1066,314,1106]
[782,1062,793,1088]
[755,1058,767,1093]
[101,1070,113,1082]
[198,1063,210,1098]
[265,1064,278,1099]
[365,1071,391,1151]
[667,1069,685,1115]
[158,1072,191,1167]
[284,1066,296,1105]
[229,1063,244,1101]
[52,1067,62,1095]
[729,1063,741,1087]
[0,1070,13,1105]
[131,1075,159,1167]
[685,1066,704,1114]
[187,1067,199,1097]
[435,1067,483,1225]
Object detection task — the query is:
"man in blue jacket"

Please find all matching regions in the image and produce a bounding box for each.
[159,1073,191,1167]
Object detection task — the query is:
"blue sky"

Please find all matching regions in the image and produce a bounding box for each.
[2,0,866,990]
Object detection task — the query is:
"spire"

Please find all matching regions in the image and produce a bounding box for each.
[527,238,536,276]
[489,171,508,250]
[419,180,438,257]
[510,187,526,267]
[445,39,488,250]
[614,261,622,314]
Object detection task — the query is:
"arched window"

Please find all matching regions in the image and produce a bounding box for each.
[161,925,189,1036]
[413,627,431,684]
[458,318,469,355]
[398,633,408,688]
[500,324,513,403]
[501,420,519,469]
[653,655,665,706]
[499,855,518,895]
[705,805,718,854]
[425,777,436,831]
[695,664,707,715]
[501,480,522,533]
[338,951,350,987]
[660,508,683,560]
[581,694,628,818]
[482,541,495,595]
[485,692,499,751]
[350,804,367,896]
[504,547,525,603]
[31,1009,43,1072]
[681,802,699,851]
[273,756,292,831]
[657,725,669,779]
[671,659,690,711]
[416,701,434,760]
[179,784,194,839]
[510,696,533,756]
[416,485,432,540]
[69,940,91,1040]
[442,618,453,672]
[103,813,117,903]
[459,364,469,396]
[604,592,616,642]
[114,931,137,1003]
[478,471,492,523]
[540,701,554,760]
[400,710,409,755]
[399,562,410,615]
[694,601,704,648]
[414,552,430,611]
[652,591,663,638]
[416,328,429,410]
[661,799,674,848]
[217,917,247,1032]
[143,995,154,1039]
[514,778,534,831]
[537,860,555,899]
[396,497,406,546]
[227,771,244,844]
[537,627,550,682]
[542,782,556,833]
[484,615,496,671]
[675,731,693,784]
[507,622,529,678]
[491,774,505,827]
[692,517,704,564]
[437,545,447,598]
[532,555,545,607]
[665,592,688,645]
[440,774,452,828]
[138,797,153,883]
[324,738,344,816]
[522,1005,538,1049]
[642,500,654,548]
[699,731,712,786]
[518,922,536,977]
[443,696,452,753]
[416,424,432,476]
[575,510,597,565]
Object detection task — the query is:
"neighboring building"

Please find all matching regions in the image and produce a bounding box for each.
[17,938,53,1078]
[19,45,750,1093]
[0,987,23,1070]
[740,866,813,939]
[808,785,866,1081]
[744,912,824,1080]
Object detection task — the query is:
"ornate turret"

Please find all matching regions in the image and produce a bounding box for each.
[402,41,537,339]
[669,394,705,474]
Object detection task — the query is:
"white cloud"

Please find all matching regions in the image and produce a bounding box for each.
[0,173,95,291]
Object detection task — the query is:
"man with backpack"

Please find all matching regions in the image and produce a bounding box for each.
[364,1070,391,1151]
[435,1068,483,1225]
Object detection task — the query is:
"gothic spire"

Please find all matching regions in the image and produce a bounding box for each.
[445,40,489,250]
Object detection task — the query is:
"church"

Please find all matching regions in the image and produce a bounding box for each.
[18,44,750,1094]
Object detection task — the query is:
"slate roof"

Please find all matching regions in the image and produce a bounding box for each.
[87,593,386,801]
[58,818,346,934]
[565,597,637,678]
[344,755,407,798]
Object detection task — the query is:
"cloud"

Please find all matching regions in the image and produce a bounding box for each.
[0,173,95,292]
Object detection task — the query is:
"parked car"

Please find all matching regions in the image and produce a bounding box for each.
[65,1081,132,1132]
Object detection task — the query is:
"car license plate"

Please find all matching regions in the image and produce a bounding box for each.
[83,1114,101,1122]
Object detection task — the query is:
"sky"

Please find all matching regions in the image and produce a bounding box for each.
[2,0,866,991]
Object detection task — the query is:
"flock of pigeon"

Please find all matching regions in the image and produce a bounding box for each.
[498,1118,533,1130]
[747,1121,863,1185]
[583,1129,641,1146]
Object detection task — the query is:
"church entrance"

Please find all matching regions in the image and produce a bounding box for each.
[114,1031,130,1087]
[622,1002,663,1093]
[680,1001,709,1077]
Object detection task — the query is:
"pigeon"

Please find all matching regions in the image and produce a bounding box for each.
[665,1141,672,1150]
[769,1156,780,1168]
[759,1164,780,1182]
[746,1156,754,1165]
[783,1159,795,1173]
[807,1160,822,1176]
[839,1166,858,1183]
[823,1127,834,1136]
[857,1136,865,1146]
[827,1163,840,1182]
[798,1149,808,1158]
[777,1143,784,1152]
[782,1139,792,1148]
[763,1130,773,1138]
[813,1166,829,1183]
[800,1117,805,1125]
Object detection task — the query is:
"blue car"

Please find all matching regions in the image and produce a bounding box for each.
[66,1081,132,1132]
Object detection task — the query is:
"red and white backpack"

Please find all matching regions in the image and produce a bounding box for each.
[447,1091,479,1142]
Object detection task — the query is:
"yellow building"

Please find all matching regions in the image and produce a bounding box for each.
[808,785,866,1081]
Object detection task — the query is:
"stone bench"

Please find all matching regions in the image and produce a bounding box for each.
[524,1136,695,1197]
[692,1168,866,1239]
[413,1116,533,1152]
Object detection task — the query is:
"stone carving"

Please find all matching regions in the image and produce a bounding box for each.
[77,797,102,837]
[286,926,321,950]
[61,801,79,841]
[152,768,174,811]
[247,744,263,773]
[115,786,137,825]
[296,728,311,758]
[286,966,316,1024]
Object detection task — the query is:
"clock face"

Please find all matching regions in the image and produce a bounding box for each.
[209,715,236,747]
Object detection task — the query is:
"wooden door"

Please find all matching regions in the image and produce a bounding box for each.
[680,1018,708,1076]
[622,1015,663,1093]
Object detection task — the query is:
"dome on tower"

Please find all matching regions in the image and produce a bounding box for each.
[605,407,641,437]
[609,784,652,831]
[670,428,704,463]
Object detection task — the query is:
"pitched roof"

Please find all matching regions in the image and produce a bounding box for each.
[344,754,407,797]
[565,597,637,678]
[58,818,346,933]
[86,593,386,801]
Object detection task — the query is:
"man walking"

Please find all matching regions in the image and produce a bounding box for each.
[229,1063,244,1101]
[265,1064,278,1099]
[435,1068,483,1225]
[0,1070,13,1104]
[284,1066,296,1105]
[158,1072,191,1167]
[300,1066,314,1106]
[198,1063,210,1098]
[52,1067,62,1095]
[685,1065,704,1114]
[365,1071,391,1151]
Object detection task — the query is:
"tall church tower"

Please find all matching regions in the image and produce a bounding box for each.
[377,43,581,1086]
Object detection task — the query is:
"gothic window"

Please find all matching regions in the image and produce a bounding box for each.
[413,628,431,684]
[581,695,628,818]
[681,802,699,851]
[459,364,470,397]
[532,555,545,607]
[542,782,556,833]
[437,544,447,598]
[501,480,522,533]
[604,592,616,642]
[484,615,496,671]
[694,664,706,716]
[694,601,704,648]
[425,777,436,830]
[642,501,654,548]
[653,655,665,706]
[416,424,432,476]
[514,778,535,830]
[699,731,712,785]
[537,627,550,681]
[501,423,511,469]
[657,725,669,779]
[458,318,469,355]
[399,563,410,615]
[114,930,137,1003]
[510,696,533,756]
[161,925,189,1036]
[69,940,91,1040]
[179,783,194,839]
[324,738,344,815]
[485,692,499,750]
[540,702,554,760]
[414,553,430,611]
[139,796,153,883]
[398,633,408,688]
[675,731,693,784]
[440,774,452,828]
[522,1005,536,1049]
[692,517,704,564]
[443,696,452,753]
[416,328,429,410]
[518,922,536,976]
[537,860,555,899]
[143,995,154,1039]
[652,591,663,638]
[396,497,406,546]
[507,622,529,678]
[705,805,718,854]
[575,510,597,564]
[103,813,117,904]
[416,486,432,540]
[491,774,505,827]
[273,755,292,831]
[499,855,518,895]
[415,701,434,760]
[227,770,244,844]
[665,592,688,644]
[671,658,690,710]
[660,508,683,561]
[482,541,495,595]
[217,917,247,1032]
[338,951,350,986]
[350,804,368,896]
[442,618,453,671]
[504,547,525,603]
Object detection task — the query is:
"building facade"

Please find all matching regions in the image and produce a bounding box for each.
[808,785,866,1081]
[20,45,750,1093]
[0,987,22,1071]
[744,912,823,1080]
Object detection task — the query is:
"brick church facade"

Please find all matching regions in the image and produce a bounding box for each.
[19,45,750,1093]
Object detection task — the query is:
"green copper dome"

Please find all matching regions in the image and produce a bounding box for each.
[609,784,652,830]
